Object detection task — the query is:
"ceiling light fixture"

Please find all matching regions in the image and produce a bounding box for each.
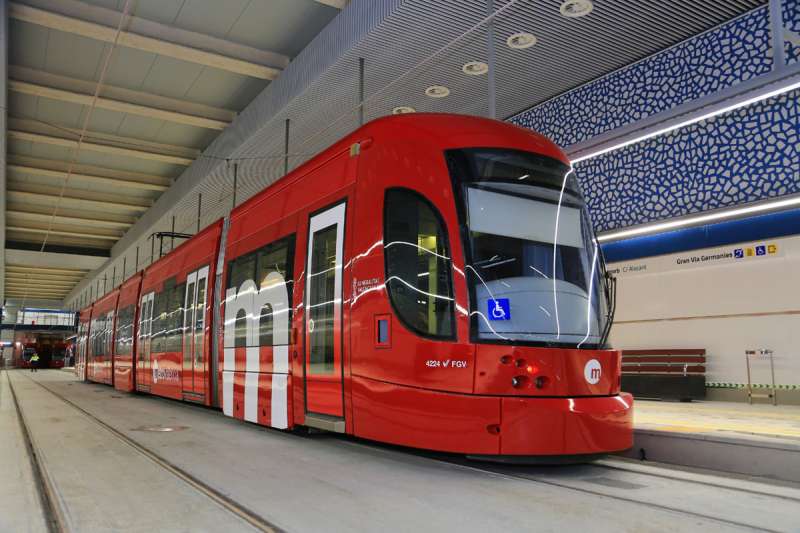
[560,0,594,18]
[425,85,450,98]
[572,78,800,164]
[462,61,489,75]
[596,195,800,243]
[506,32,537,49]
[392,106,416,114]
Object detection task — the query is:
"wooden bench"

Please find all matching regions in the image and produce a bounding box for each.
[621,349,706,401]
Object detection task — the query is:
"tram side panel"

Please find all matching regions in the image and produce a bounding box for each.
[348,134,503,454]
[113,273,143,393]
[136,221,222,404]
[88,291,119,386]
[220,146,358,431]
[76,306,92,381]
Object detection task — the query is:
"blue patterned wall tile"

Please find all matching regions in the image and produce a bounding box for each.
[786,0,800,64]
[576,90,800,232]
[509,7,772,148]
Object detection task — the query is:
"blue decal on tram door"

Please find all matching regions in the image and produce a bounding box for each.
[488,298,510,320]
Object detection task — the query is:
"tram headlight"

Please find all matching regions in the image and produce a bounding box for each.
[511,375,529,389]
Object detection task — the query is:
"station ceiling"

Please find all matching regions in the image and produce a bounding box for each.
[1,0,765,308]
[2,0,344,304]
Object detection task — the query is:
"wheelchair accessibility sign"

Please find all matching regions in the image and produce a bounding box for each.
[488,298,510,321]
[734,242,778,260]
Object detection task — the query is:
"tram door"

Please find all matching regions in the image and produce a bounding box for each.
[304,202,346,418]
[182,266,209,397]
[138,292,154,389]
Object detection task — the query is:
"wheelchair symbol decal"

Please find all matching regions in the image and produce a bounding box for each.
[488,298,510,321]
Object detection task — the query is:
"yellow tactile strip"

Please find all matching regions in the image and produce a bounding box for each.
[633,400,800,440]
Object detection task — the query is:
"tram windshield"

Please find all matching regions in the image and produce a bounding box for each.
[447,148,611,348]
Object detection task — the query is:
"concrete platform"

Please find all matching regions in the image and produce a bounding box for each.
[626,400,800,483]
[0,371,48,532]
[4,370,800,532]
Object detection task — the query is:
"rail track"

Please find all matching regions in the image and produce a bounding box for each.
[5,369,282,533]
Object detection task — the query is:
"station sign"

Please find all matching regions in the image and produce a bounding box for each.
[607,238,786,277]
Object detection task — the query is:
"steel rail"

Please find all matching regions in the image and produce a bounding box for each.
[3,370,66,533]
[17,371,283,533]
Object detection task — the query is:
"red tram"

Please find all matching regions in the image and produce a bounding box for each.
[76,114,632,458]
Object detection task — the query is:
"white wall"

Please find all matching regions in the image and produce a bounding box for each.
[607,234,800,386]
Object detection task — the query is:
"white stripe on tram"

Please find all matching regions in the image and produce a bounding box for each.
[244,372,259,422]
[270,374,288,429]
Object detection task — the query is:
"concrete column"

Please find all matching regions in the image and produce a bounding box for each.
[0,0,8,304]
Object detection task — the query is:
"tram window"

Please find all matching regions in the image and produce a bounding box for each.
[114,305,133,356]
[256,236,294,347]
[151,288,167,353]
[184,280,196,369]
[229,253,256,291]
[226,236,295,348]
[384,189,455,339]
[308,225,337,374]
[166,282,185,353]
[234,309,247,348]
[258,304,273,346]
[194,275,207,366]
[105,313,114,355]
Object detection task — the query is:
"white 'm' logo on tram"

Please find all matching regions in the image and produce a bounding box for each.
[222,272,291,428]
[584,359,601,385]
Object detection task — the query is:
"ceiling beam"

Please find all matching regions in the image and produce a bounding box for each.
[6,264,88,275]
[5,282,72,290]
[5,290,69,298]
[9,2,283,80]
[8,130,195,165]
[8,163,168,192]
[6,281,82,289]
[8,189,150,212]
[7,226,120,241]
[9,80,230,130]
[6,272,86,281]
[12,65,237,122]
[6,282,75,290]
[7,269,85,278]
[7,209,134,229]
[6,275,83,285]
[7,275,79,282]
[5,250,104,275]
[6,273,79,281]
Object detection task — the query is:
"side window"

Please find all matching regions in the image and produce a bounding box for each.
[258,304,273,346]
[152,287,167,353]
[384,189,455,338]
[256,236,294,346]
[167,283,185,353]
[228,254,256,292]
[224,236,295,348]
[114,306,125,355]
[235,309,248,348]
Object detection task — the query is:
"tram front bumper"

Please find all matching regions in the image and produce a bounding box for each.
[498,392,633,456]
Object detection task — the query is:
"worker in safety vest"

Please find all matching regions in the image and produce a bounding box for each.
[30,353,40,372]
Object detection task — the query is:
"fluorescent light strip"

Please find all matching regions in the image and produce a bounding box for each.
[597,196,800,242]
[572,79,800,164]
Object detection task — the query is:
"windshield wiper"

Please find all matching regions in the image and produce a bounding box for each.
[474,255,517,269]
[599,271,616,348]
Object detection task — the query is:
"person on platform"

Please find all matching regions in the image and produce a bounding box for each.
[30,352,40,372]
